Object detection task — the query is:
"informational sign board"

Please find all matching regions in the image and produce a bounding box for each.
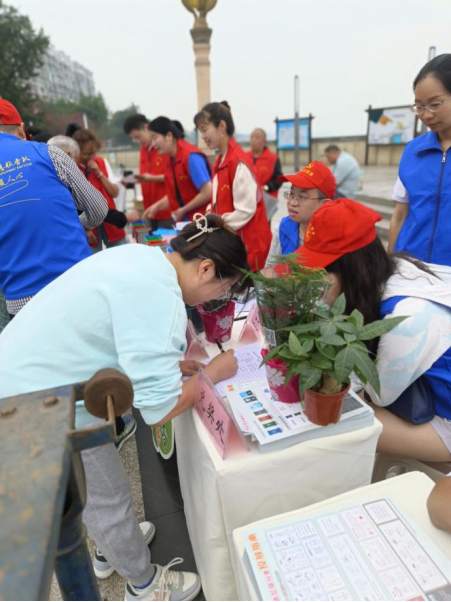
[367,106,416,145]
[276,117,311,150]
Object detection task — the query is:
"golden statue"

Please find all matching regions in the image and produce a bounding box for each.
[181,0,218,27]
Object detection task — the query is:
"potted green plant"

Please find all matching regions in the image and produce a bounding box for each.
[250,256,328,348]
[248,256,328,403]
[262,293,406,424]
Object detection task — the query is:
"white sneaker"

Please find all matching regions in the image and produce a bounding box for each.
[124,557,201,601]
[93,521,156,579]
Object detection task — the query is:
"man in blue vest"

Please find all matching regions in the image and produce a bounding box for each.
[266,161,336,263]
[0,99,108,316]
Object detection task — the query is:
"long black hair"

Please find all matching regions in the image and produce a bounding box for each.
[325,239,437,354]
[171,214,249,293]
[413,53,451,93]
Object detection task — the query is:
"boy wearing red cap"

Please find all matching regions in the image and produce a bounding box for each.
[266,160,336,264]
[297,198,451,464]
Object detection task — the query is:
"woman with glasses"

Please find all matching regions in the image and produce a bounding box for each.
[389,54,451,266]
[266,161,336,264]
[194,101,272,271]
[0,214,248,601]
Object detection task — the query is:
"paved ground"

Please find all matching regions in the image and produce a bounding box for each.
[50,433,143,601]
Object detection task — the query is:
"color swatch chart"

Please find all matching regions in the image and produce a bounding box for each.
[243,498,451,601]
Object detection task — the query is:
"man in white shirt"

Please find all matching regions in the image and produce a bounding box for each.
[325,144,361,198]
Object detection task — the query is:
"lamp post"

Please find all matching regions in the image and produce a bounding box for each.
[181,0,218,111]
[293,74,300,171]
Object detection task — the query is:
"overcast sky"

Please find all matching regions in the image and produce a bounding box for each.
[10,0,451,138]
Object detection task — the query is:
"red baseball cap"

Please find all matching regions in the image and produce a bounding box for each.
[0,99,23,125]
[296,198,382,268]
[281,161,336,199]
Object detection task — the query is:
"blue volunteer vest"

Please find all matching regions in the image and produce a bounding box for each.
[381,295,451,420]
[279,216,301,255]
[0,133,92,300]
[396,131,451,265]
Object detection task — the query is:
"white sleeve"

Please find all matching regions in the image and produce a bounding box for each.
[375,298,451,406]
[265,221,282,266]
[222,162,257,231]
[392,176,409,204]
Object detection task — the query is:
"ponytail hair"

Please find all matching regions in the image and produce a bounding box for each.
[171,214,249,290]
[149,116,183,139]
[194,101,235,136]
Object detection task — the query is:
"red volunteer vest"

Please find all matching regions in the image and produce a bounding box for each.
[83,156,125,243]
[139,145,171,219]
[213,138,271,272]
[247,146,279,199]
[166,139,210,219]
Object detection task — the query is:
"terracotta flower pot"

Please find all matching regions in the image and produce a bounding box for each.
[198,300,235,343]
[303,385,350,426]
[261,349,300,404]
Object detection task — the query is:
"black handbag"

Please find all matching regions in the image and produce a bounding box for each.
[387,376,435,424]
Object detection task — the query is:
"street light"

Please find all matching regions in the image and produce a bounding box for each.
[294,74,300,171]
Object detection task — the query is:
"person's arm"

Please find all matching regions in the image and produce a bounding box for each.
[222,162,257,231]
[266,157,283,193]
[172,153,212,221]
[136,173,165,183]
[388,177,409,252]
[48,145,107,228]
[427,477,451,532]
[155,350,237,425]
[142,196,170,220]
[172,182,212,222]
[265,222,282,266]
[88,159,120,198]
[388,203,409,252]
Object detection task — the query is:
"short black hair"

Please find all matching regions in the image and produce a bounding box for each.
[325,144,340,153]
[123,113,149,134]
[413,53,451,93]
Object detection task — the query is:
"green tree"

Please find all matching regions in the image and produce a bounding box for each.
[0,0,49,121]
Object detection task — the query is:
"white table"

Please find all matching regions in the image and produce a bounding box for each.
[232,471,451,600]
[175,318,382,600]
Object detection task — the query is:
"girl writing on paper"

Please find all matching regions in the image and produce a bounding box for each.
[296,198,451,463]
[194,101,272,272]
[0,214,249,601]
[146,116,212,223]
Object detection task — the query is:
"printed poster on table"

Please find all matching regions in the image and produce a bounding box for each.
[243,497,451,601]
[368,106,416,145]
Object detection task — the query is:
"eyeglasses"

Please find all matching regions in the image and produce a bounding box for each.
[412,97,450,115]
[283,190,322,203]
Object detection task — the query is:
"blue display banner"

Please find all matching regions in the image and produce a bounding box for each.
[276,118,310,150]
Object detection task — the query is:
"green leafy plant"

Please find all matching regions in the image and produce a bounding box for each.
[263,293,406,396]
[248,255,328,347]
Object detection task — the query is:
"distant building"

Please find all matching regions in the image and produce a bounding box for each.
[31,45,96,102]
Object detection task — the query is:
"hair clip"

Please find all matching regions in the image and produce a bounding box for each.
[186,213,220,242]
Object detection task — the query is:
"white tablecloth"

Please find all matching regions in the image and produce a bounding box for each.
[175,396,382,600]
[232,471,451,600]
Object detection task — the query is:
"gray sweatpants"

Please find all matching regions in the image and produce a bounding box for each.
[81,442,154,584]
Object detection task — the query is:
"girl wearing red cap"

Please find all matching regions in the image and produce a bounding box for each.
[194,101,272,272]
[297,198,451,463]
